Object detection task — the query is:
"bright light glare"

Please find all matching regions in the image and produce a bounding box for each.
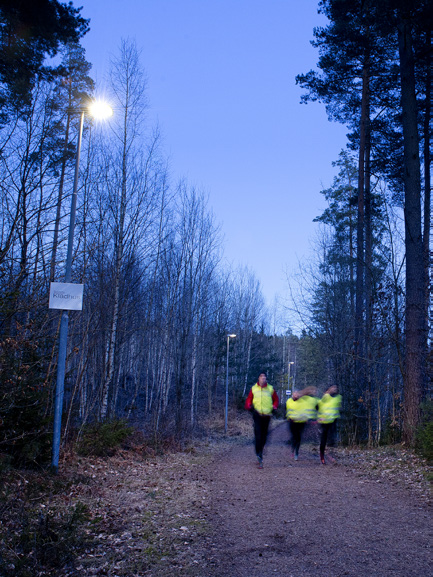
[88,100,113,120]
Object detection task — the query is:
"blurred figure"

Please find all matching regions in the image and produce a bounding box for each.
[245,371,279,468]
[285,386,318,461]
[317,385,342,464]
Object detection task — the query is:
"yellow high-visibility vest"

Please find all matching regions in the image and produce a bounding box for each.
[286,395,318,422]
[317,394,342,424]
[251,383,274,415]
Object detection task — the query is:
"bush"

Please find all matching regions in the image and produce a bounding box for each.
[381,418,402,446]
[0,330,53,468]
[76,419,133,457]
[0,472,91,577]
[415,402,433,463]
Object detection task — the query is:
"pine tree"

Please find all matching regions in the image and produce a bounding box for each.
[0,0,89,120]
[297,0,431,444]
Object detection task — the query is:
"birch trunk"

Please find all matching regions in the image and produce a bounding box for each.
[190,329,198,428]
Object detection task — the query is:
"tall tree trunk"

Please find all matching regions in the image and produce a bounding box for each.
[99,216,123,420]
[398,18,425,444]
[365,126,373,446]
[242,331,253,397]
[175,334,187,438]
[50,108,71,283]
[100,75,129,421]
[100,226,123,419]
[354,64,369,439]
[190,329,198,428]
[422,29,431,396]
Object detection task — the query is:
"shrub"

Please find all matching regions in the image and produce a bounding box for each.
[381,418,402,445]
[0,499,90,576]
[76,419,133,457]
[0,331,53,468]
[415,401,433,463]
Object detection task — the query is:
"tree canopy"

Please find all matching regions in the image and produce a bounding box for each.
[0,0,89,117]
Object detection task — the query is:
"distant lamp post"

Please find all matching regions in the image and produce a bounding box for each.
[51,99,113,473]
[225,334,236,433]
[288,361,294,394]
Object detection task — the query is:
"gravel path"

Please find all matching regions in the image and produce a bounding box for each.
[204,424,432,577]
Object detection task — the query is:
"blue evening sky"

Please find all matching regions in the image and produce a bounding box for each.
[74,0,348,307]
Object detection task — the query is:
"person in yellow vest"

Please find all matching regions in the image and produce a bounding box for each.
[317,385,342,464]
[285,386,318,461]
[245,371,279,468]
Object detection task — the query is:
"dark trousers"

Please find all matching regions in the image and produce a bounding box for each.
[253,410,271,457]
[289,420,306,454]
[320,422,335,455]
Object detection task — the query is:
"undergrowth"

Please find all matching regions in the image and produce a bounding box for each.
[0,470,92,577]
[76,419,134,457]
[416,401,433,463]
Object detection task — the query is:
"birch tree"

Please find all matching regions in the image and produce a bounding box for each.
[96,39,164,420]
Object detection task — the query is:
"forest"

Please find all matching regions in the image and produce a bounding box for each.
[0,0,431,474]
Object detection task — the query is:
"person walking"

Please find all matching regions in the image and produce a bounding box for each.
[317,385,342,464]
[286,387,318,461]
[245,372,279,468]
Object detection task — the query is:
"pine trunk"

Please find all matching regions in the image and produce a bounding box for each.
[398,19,425,444]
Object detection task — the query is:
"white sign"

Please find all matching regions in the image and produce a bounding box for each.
[49,282,84,311]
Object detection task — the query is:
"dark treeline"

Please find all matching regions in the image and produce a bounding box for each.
[295,0,432,445]
[0,1,431,467]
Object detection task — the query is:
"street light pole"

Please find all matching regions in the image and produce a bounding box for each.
[288,361,294,394]
[51,110,84,472]
[225,334,236,433]
[51,102,113,472]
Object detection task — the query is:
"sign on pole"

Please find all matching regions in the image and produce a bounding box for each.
[49,282,84,311]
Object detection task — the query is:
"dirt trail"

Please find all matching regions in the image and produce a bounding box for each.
[3,423,431,576]
[203,424,432,577]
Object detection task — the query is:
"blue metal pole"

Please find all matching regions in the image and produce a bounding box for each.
[225,335,229,433]
[51,110,85,472]
[224,334,236,433]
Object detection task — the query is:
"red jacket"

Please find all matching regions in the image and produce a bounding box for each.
[245,383,279,412]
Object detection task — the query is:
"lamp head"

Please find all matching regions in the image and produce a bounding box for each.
[88,100,113,120]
